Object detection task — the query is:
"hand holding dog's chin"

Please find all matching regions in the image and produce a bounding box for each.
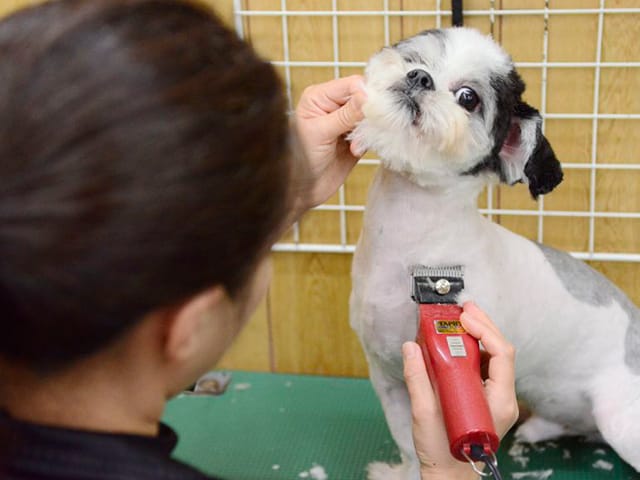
[290,75,366,220]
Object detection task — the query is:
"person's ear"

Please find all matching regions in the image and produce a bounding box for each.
[163,286,228,363]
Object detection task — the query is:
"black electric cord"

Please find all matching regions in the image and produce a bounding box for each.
[467,445,503,480]
[479,452,504,480]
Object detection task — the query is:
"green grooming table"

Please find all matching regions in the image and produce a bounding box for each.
[162,371,639,480]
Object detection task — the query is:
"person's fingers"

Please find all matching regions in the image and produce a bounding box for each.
[295,76,366,139]
[462,301,500,335]
[479,350,490,380]
[317,89,366,140]
[349,138,367,157]
[460,303,514,384]
[402,341,439,418]
[459,303,516,391]
[300,75,365,113]
[461,302,506,350]
[460,302,519,434]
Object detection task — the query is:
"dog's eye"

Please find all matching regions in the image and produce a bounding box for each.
[455,87,480,112]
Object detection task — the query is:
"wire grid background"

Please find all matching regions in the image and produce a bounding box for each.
[234,1,640,262]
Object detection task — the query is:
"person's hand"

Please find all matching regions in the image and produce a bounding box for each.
[402,302,519,480]
[290,75,367,217]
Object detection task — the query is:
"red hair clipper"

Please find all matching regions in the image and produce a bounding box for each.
[411,265,501,478]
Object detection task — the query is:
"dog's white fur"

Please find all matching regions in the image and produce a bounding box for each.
[349,27,640,479]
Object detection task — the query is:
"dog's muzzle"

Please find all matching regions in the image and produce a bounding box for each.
[406,69,435,91]
[389,69,436,125]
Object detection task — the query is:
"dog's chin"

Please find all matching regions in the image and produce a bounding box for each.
[416,106,470,157]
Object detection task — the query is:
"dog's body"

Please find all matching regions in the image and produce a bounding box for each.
[349,27,640,479]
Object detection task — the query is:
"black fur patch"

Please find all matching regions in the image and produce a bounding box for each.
[463,69,526,182]
[463,68,563,198]
[463,153,501,178]
[488,70,526,176]
[524,129,563,197]
[513,101,539,120]
[417,28,445,38]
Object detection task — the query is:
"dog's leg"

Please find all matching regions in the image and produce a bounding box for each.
[591,371,640,472]
[367,358,420,480]
[514,415,573,443]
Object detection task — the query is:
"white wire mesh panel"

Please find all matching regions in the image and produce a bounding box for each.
[234,1,640,262]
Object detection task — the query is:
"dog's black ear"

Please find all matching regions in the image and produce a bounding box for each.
[499,102,563,198]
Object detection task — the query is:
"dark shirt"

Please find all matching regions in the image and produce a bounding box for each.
[0,411,219,480]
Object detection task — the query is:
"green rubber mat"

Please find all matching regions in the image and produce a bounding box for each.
[162,371,640,480]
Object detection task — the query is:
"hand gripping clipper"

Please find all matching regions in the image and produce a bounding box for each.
[411,265,502,479]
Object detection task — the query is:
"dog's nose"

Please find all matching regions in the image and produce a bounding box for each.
[406,69,434,91]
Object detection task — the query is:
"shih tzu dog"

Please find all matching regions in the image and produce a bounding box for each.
[349,27,640,479]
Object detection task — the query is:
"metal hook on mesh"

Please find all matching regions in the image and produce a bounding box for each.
[452,0,464,27]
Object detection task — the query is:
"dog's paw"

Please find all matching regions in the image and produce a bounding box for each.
[515,415,568,443]
[367,461,416,480]
[581,431,605,443]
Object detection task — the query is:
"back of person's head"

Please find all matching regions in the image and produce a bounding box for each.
[0,0,289,372]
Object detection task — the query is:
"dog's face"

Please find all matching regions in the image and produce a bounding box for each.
[352,27,562,197]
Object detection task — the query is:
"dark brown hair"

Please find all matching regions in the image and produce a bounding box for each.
[0,0,290,371]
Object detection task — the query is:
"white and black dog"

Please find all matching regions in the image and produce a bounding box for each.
[349,27,640,479]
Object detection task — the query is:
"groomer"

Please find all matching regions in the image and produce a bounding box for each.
[0,1,518,479]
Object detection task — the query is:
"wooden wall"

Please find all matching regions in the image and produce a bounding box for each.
[2,0,638,378]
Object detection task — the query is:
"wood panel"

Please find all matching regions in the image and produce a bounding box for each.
[269,252,368,377]
[336,0,385,64]
[0,0,46,18]
[492,4,544,242]
[206,0,233,25]
[216,298,272,372]
[238,0,284,63]
[591,261,640,306]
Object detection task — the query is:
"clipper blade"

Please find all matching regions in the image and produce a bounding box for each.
[410,265,464,304]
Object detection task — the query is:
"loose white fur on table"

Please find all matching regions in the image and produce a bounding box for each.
[349,27,640,480]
